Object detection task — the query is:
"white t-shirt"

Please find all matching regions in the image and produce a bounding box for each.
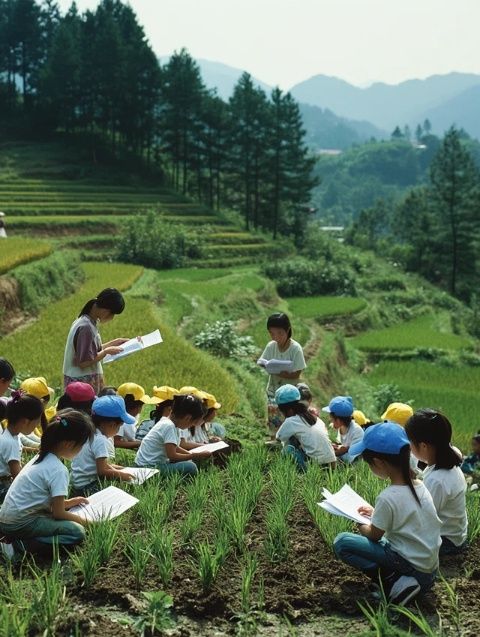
[135,417,180,467]
[260,339,306,396]
[372,482,441,573]
[276,415,336,465]
[118,423,136,442]
[0,429,21,477]
[180,426,209,444]
[337,421,364,457]
[422,465,468,547]
[71,429,110,487]
[0,453,69,524]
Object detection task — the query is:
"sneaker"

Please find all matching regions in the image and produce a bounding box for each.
[388,575,421,606]
[0,541,14,561]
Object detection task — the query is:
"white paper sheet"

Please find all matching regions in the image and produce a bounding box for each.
[70,486,139,521]
[256,358,294,374]
[189,441,229,454]
[318,484,372,525]
[123,467,159,485]
[103,329,163,363]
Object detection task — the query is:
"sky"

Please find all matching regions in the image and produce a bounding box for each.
[57,0,480,89]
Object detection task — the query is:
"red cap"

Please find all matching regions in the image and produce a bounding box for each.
[65,382,96,402]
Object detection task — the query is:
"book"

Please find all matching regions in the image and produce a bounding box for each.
[103,329,163,364]
[123,467,159,485]
[318,484,372,525]
[256,358,294,375]
[190,441,229,454]
[70,485,139,521]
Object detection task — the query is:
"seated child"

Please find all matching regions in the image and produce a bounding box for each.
[297,382,320,419]
[323,396,364,464]
[0,358,15,425]
[0,409,94,557]
[116,383,159,450]
[177,386,212,451]
[135,394,211,475]
[382,402,419,471]
[71,395,135,495]
[406,409,468,555]
[57,381,96,414]
[353,410,374,429]
[334,421,441,605]
[136,385,179,441]
[461,432,480,475]
[20,377,57,448]
[0,392,43,502]
[275,384,336,471]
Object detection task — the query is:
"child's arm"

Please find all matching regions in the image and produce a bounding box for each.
[165,442,193,461]
[51,495,89,526]
[64,496,89,509]
[113,436,140,450]
[358,522,384,541]
[96,457,134,482]
[8,459,21,479]
[180,439,204,450]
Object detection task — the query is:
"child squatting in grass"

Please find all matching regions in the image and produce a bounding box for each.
[323,395,364,464]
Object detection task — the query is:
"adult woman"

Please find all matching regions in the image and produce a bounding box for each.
[63,288,128,394]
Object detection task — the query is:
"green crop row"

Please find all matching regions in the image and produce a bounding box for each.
[207,232,266,245]
[287,296,367,320]
[205,243,273,256]
[0,237,52,274]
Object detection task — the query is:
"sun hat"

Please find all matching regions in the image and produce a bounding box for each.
[381,402,413,427]
[353,409,368,426]
[202,392,221,410]
[178,386,208,400]
[117,382,159,405]
[349,421,410,457]
[91,395,136,424]
[65,382,96,402]
[322,396,354,418]
[275,384,301,405]
[20,377,54,400]
[152,386,179,403]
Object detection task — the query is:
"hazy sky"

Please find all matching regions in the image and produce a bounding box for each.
[57,0,480,89]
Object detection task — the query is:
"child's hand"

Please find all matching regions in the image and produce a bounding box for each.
[67,496,89,508]
[194,450,212,459]
[120,471,135,482]
[104,346,123,356]
[209,436,221,443]
[358,505,374,517]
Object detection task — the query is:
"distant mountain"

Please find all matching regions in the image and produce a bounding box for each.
[422,84,480,139]
[290,73,480,135]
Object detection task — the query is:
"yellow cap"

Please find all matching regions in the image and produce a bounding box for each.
[117,382,159,405]
[381,402,413,427]
[202,392,221,410]
[152,386,179,403]
[178,386,208,400]
[353,409,367,426]
[20,377,53,400]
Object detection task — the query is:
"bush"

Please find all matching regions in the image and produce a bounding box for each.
[194,320,257,359]
[117,211,203,269]
[263,257,356,297]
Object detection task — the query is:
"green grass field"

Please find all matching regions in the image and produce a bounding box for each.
[288,295,366,320]
[0,237,53,274]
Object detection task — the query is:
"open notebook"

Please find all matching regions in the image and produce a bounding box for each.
[318,484,372,525]
[70,486,139,521]
[103,329,162,363]
[256,358,294,375]
[190,441,229,455]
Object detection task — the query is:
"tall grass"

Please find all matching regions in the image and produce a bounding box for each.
[264,455,298,562]
[0,237,52,274]
[288,296,366,320]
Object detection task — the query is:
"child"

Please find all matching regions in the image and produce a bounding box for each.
[63,287,129,394]
[57,381,96,414]
[20,376,56,432]
[405,409,468,555]
[461,432,480,475]
[135,386,179,441]
[0,358,15,422]
[115,383,159,449]
[381,402,414,427]
[323,396,364,464]
[260,313,306,438]
[135,394,211,476]
[334,421,442,605]
[0,409,94,556]
[275,384,336,470]
[71,395,135,496]
[297,382,320,418]
[0,392,44,502]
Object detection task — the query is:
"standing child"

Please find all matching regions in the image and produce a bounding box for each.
[71,395,135,496]
[334,421,441,605]
[323,396,364,464]
[260,313,306,439]
[275,384,336,470]
[135,394,211,476]
[0,392,43,502]
[0,409,94,556]
[405,409,468,555]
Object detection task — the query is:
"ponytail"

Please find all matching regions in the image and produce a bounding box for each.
[277,400,316,426]
[150,400,174,422]
[363,445,420,505]
[35,409,94,463]
[171,394,206,420]
[405,408,461,470]
[6,392,43,425]
[78,298,96,317]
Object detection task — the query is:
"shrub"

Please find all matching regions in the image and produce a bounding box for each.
[194,320,256,359]
[263,257,356,297]
[117,211,203,269]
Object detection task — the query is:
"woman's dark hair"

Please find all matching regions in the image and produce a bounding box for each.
[98,386,117,396]
[57,393,94,415]
[150,400,174,422]
[363,445,420,504]
[35,409,95,463]
[171,394,206,420]
[6,393,43,425]
[78,288,125,318]
[123,394,144,413]
[267,313,292,339]
[0,358,15,382]
[277,400,316,426]
[405,408,461,470]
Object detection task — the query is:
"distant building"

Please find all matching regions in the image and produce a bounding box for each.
[316,149,343,156]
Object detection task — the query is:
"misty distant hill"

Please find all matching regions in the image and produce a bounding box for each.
[421,84,480,140]
[290,72,480,135]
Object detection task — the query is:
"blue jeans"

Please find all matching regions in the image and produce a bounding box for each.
[282,444,307,472]
[440,536,468,556]
[72,479,102,498]
[334,532,436,593]
[0,515,85,546]
[136,461,198,476]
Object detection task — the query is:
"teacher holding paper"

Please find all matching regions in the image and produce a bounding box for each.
[63,288,129,394]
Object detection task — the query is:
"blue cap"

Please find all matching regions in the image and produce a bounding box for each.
[322,396,354,418]
[349,421,410,457]
[275,384,301,405]
[91,395,136,425]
